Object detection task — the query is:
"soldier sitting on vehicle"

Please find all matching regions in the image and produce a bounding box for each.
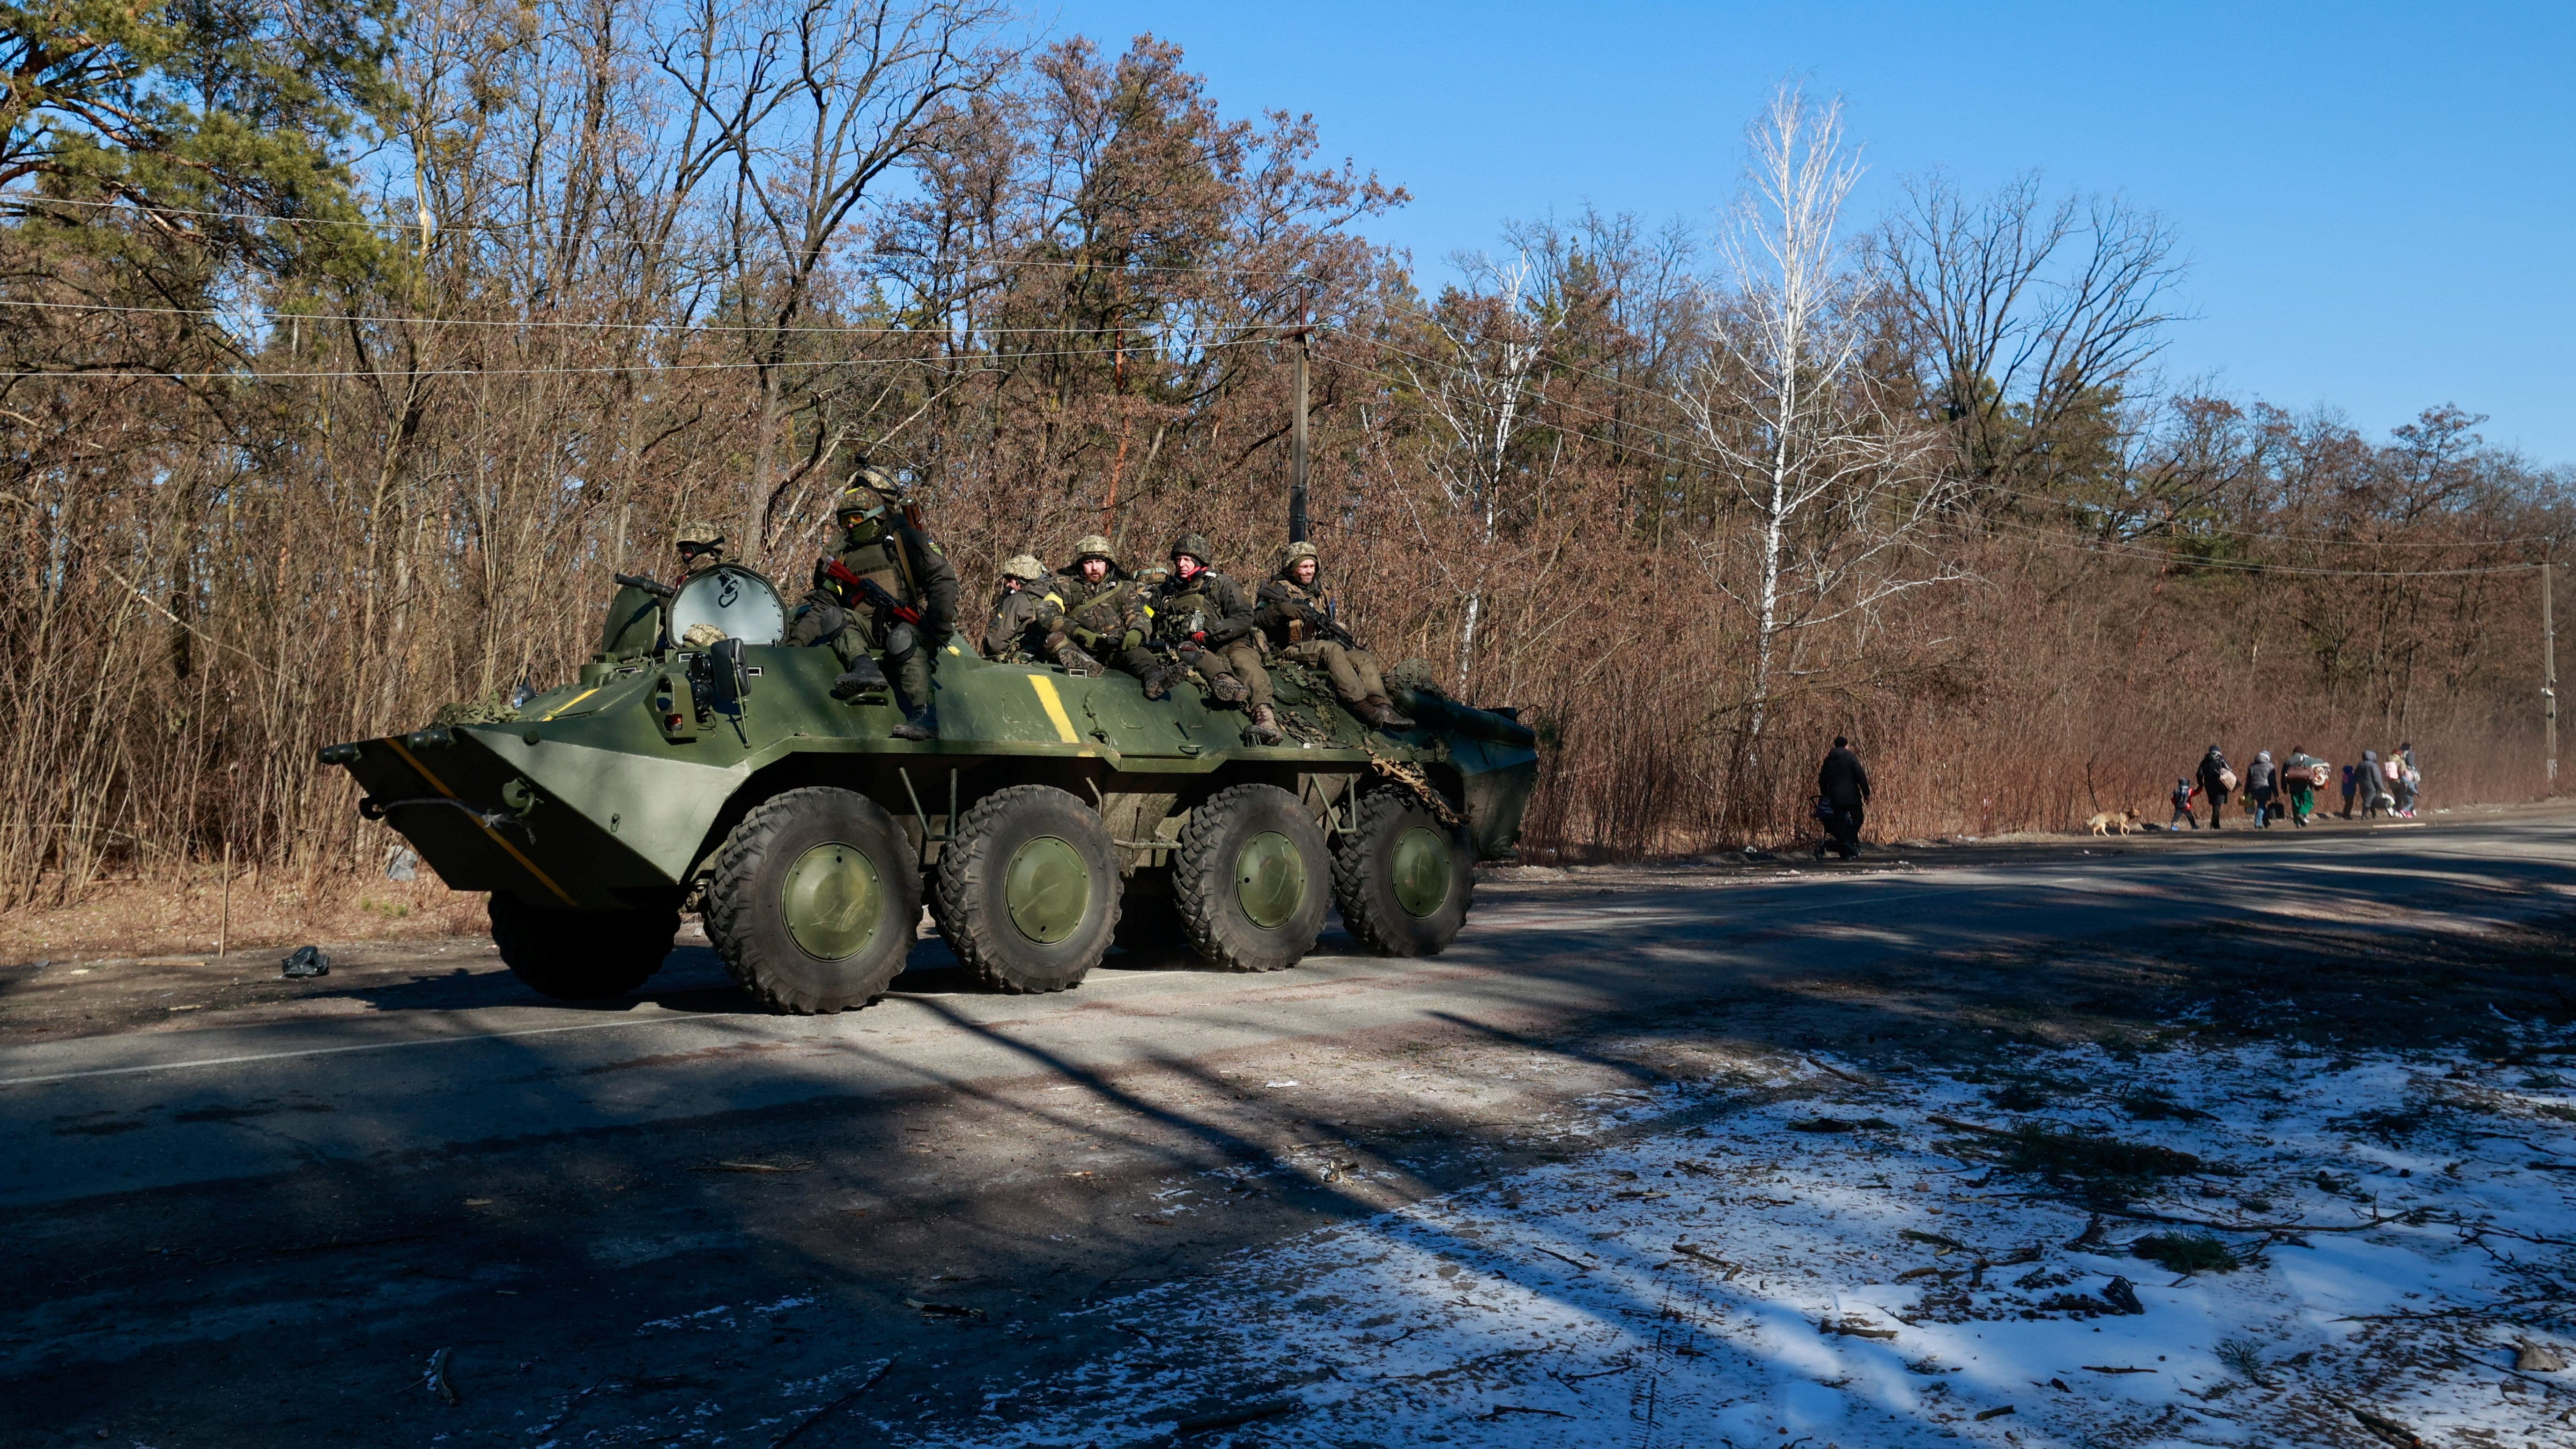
[1056,534,1171,697]
[1254,540,1414,730]
[786,463,958,741]
[1148,532,1281,744]
[980,554,1102,674]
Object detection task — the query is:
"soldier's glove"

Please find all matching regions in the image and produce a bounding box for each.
[1071,626,1101,649]
[1119,629,1144,652]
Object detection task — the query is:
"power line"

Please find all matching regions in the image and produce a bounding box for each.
[0,334,1267,381]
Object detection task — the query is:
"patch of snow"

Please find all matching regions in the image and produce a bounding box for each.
[896,1035,2576,1446]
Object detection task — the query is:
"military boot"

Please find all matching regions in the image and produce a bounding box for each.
[1245,702,1283,745]
[1207,670,1251,704]
[1364,695,1415,730]
[830,657,890,701]
[1054,642,1104,676]
[1141,665,1176,700]
[890,708,935,742]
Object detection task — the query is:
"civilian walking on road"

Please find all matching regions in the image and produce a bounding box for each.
[1814,736,1871,861]
[2246,751,2279,827]
[2359,750,2389,818]
[2197,745,2234,830]
[2167,777,2199,830]
[2393,743,2421,817]
[2339,762,2359,818]
[2284,745,2325,826]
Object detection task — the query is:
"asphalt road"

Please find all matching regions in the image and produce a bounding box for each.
[4,810,2571,1446]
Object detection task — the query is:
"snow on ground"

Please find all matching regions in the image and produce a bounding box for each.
[890,1032,2576,1448]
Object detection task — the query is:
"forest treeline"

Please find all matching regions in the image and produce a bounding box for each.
[2,0,2564,907]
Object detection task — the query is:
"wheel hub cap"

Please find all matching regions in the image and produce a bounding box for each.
[1005,836,1089,943]
[781,840,882,960]
[1234,830,1305,929]
[1391,826,1452,918]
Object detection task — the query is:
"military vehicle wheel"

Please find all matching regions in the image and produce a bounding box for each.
[1332,789,1474,956]
[935,784,1120,993]
[1173,784,1330,972]
[488,893,677,1001]
[705,786,921,1013]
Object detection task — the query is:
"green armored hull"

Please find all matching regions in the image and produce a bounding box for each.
[322,574,1539,1010]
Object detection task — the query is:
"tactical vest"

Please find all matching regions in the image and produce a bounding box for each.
[1062,575,1129,634]
[837,526,919,609]
[1272,576,1333,642]
[1153,577,1221,642]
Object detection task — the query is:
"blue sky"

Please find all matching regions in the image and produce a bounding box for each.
[1034,2,2575,464]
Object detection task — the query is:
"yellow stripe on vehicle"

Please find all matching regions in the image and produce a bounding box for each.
[1026,675,1081,743]
[383,737,580,907]
[538,687,599,721]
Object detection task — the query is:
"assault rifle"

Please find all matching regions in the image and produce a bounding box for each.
[613,572,677,599]
[1301,600,1358,650]
[822,557,923,626]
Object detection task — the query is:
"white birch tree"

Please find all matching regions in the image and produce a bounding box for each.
[1404,253,1558,692]
[1681,85,1961,792]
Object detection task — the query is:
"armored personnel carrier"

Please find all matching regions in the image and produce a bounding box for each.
[319,563,1539,1012]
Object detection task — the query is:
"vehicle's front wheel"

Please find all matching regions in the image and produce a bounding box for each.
[933,784,1120,993]
[705,786,921,1013]
[489,893,677,1001]
[1332,789,1474,956]
[1173,784,1330,972]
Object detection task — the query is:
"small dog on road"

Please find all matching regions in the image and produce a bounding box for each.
[2086,810,2139,837]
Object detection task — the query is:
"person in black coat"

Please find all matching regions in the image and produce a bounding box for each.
[1815,736,1871,860]
[2196,745,2232,830]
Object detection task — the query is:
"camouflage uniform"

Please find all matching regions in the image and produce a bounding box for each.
[984,551,1066,660]
[1055,535,1171,696]
[787,466,958,739]
[1254,541,1413,729]
[1148,532,1281,743]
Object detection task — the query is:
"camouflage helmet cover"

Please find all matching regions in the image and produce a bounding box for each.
[1000,553,1047,582]
[1068,533,1117,568]
[1278,539,1321,570]
[836,462,903,520]
[675,518,726,548]
[1169,532,1215,566]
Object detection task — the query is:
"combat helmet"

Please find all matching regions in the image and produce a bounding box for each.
[675,518,726,550]
[1068,533,1118,569]
[1278,539,1320,574]
[999,553,1047,582]
[835,461,903,523]
[1169,532,1216,568]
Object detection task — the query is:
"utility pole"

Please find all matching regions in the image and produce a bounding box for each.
[2547,558,2559,788]
[1288,328,1309,543]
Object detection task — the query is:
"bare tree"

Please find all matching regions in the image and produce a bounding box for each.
[1873,170,2187,505]
[1404,252,1559,691]
[1680,86,1958,788]
[660,0,1013,560]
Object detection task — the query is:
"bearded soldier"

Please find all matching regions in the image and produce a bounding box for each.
[786,463,957,741]
[1055,534,1170,696]
[1148,532,1281,744]
[1254,540,1413,730]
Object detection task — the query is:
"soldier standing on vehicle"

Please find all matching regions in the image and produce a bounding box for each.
[1254,541,1413,730]
[1054,535,1170,697]
[787,463,958,741]
[1149,532,1281,744]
